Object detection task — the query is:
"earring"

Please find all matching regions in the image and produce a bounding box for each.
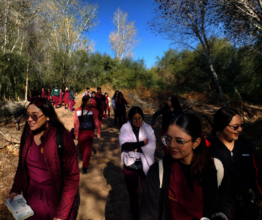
[193,147,195,150]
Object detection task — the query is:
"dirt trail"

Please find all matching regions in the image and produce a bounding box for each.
[56,107,133,220]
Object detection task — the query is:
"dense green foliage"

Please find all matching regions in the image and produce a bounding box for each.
[154,39,262,104]
[1,38,262,104]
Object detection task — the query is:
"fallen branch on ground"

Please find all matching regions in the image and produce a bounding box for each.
[0,131,20,144]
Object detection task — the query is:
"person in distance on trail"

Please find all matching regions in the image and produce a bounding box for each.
[59,89,63,108]
[9,98,79,220]
[51,84,60,108]
[47,89,51,101]
[91,91,103,119]
[64,87,69,109]
[74,95,101,174]
[112,90,119,125]
[95,87,105,125]
[119,106,156,220]
[41,88,45,98]
[151,96,183,154]
[140,113,233,220]
[207,107,262,220]
[31,87,38,98]
[104,92,111,118]
[116,92,128,129]
[82,87,91,98]
[69,87,76,112]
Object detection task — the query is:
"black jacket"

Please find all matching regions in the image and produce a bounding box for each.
[140,155,233,220]
[69,90,75,100]
[208,135,262,200]
[152,107,183,131]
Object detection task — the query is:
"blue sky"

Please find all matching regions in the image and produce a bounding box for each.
[87,0,173,68]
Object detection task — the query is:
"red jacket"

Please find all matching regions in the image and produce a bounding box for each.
[64,90,69,99]
[96,93,105,108]
[116,98,127,111]
[74,106,101,136]
[11,125,79,220]
[92,97,97,108]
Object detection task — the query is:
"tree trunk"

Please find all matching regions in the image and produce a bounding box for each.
[25,53,29,102]
[207,59,227,107]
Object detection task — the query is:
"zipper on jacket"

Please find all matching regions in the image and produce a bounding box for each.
[44,154,58,198]
[230,151,233,163]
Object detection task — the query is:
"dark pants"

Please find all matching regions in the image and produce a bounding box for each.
[78,130,94,168]
[124,166,145,220]
[114,110,117,125]
[118,113,126,129]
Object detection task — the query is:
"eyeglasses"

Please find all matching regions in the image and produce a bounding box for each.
[161,135,192,149]
[132,118,143,122]
[25,114,44,121]
[228,123,244,131]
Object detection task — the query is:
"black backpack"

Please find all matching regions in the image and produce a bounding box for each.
[56,128,65,201]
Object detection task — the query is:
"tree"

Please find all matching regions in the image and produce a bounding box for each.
[150,0,228,106]
[109,8,140,61]
[216,0,262,43]
[44,0,99,56]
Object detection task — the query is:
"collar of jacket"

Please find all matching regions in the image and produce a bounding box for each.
[40,124,56,145]
[209,134,237,152]
[26,123,56,146]
[159,154,218,220]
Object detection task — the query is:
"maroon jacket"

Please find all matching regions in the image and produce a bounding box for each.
[11,125,79,220]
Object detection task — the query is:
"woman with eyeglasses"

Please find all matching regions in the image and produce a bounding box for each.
[9,98,79,220]
[119,106,156,220]
[151,96,183,155]
[140,113,233,220]
[207,107,261,220]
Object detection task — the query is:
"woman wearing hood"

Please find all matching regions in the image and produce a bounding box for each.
[152,96,183,154]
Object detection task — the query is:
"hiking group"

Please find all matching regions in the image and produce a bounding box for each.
[8,87,262,220]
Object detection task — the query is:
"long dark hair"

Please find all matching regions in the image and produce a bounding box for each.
[170,96,183,111]
[20,98,65,158]
[117,92,124,100]
[113,90,119,99]
[212,107,240,135]
[170,113,216,186]
[80,95,91,123]
[128,106,144,121]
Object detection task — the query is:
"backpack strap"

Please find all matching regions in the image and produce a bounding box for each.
[159,160,164,188]
[56,128,65,201]
[214,158,224,188]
